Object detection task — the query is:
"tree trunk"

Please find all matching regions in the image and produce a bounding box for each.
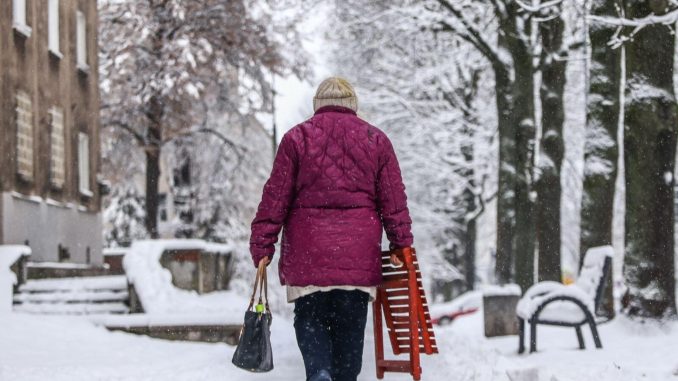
[145,147,161,238]
[494,4,537,292]
[465,216,477,290]
[536,6,566,283]
[494,62,517,285]
[144,94,163,239]
[580,0,620,318]
[506,4,537,293]
[622,0,678,318]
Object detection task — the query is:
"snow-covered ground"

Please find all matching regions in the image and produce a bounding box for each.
[2,306,677,380]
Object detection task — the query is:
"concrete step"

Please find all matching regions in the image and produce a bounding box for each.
[13,302,129,315]
[90,314,242,344]
[18,275,127,293]
[14,290,128,304]
[13,275,130,315]
[26,262,115,279]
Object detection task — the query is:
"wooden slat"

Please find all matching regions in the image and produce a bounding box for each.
[376,359,411,373]
[397,346,439,354]
[396,336,437,346]
[385,289,411,298]
[382,280,424,289]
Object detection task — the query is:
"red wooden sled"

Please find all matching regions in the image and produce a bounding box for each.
[373,247,438,380]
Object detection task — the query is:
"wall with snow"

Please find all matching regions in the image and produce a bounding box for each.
[2,193,102,264]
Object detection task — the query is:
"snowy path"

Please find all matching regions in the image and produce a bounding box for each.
[1,310,677,380]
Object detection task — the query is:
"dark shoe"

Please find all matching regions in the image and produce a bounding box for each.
[309,369,332,381]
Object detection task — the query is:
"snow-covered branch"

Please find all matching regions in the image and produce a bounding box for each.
[515,0,564,13]
[588,9,678,28]
[589,8,678,48]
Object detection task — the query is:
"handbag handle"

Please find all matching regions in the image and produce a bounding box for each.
[248,261,270,312]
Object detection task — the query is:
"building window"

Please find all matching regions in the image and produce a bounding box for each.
[16,90,34,180]
[76,10,88,71]
[48,0,61,57]
[49,107,65,189]
[78,132,92,196]
[12,0,31,37]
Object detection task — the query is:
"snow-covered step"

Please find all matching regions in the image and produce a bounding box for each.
[14,290,128,304]
[90,313,243,344]
[13,302,129,315]
[13,275,130,315]
[18,276,127,293]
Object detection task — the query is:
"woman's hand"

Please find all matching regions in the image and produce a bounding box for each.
[259,256,271,267]
[390,253,403,267]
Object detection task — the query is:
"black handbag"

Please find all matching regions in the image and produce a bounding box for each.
[232,261,274,372]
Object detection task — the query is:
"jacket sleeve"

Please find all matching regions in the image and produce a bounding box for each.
[249,133,298,267]
[376,134,413,249]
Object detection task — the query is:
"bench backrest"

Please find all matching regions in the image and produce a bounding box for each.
[575,246,613,311]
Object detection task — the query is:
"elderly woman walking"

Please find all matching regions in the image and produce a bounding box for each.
[250,77,413,381]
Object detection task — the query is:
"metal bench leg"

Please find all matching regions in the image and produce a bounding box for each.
[529,320,537,353]
[518,318,525,354]
[589,319,602,349]
[575,326,585,349]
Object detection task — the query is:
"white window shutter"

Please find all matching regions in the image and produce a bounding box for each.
[15,90,34,180]
[76,11,87,68]
[48,0,60,54]
[78,132,91,195]
[49,107,65,188]
[13,0,26,26]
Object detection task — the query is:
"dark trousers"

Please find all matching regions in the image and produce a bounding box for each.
[293,289,369,381]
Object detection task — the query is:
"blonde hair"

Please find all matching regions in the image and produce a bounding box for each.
[313,77,358,112]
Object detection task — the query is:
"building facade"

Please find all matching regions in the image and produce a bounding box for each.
[0,0,102,264]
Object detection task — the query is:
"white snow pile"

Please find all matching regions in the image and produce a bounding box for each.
[483,283,522,297]
[516,281,595,323]
[516,246,612,323]
[429,290,483,319]
[122,239,249,320]
[575,245,613,297]
[0,245,31,313]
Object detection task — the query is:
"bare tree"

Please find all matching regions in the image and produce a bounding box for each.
[99,0,308,237]
[435,0,538,291]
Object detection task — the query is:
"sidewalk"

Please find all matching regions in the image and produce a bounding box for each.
[1,308,677,380]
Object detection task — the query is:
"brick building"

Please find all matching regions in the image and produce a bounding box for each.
[0,0,102,264]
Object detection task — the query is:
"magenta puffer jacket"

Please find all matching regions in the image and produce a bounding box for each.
[249,105,413,286]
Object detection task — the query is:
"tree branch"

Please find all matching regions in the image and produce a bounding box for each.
[103,120,145,146]
[588,8,678,28]
[435,0,507,69]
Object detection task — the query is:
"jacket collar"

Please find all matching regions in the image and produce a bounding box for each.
[314,105,357,116]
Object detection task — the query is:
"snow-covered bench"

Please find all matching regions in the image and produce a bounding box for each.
[516,246,613,353]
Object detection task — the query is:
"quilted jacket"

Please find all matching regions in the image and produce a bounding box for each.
[249,105,413,286]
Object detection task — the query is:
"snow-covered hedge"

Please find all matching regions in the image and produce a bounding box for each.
[0,245,31,313]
